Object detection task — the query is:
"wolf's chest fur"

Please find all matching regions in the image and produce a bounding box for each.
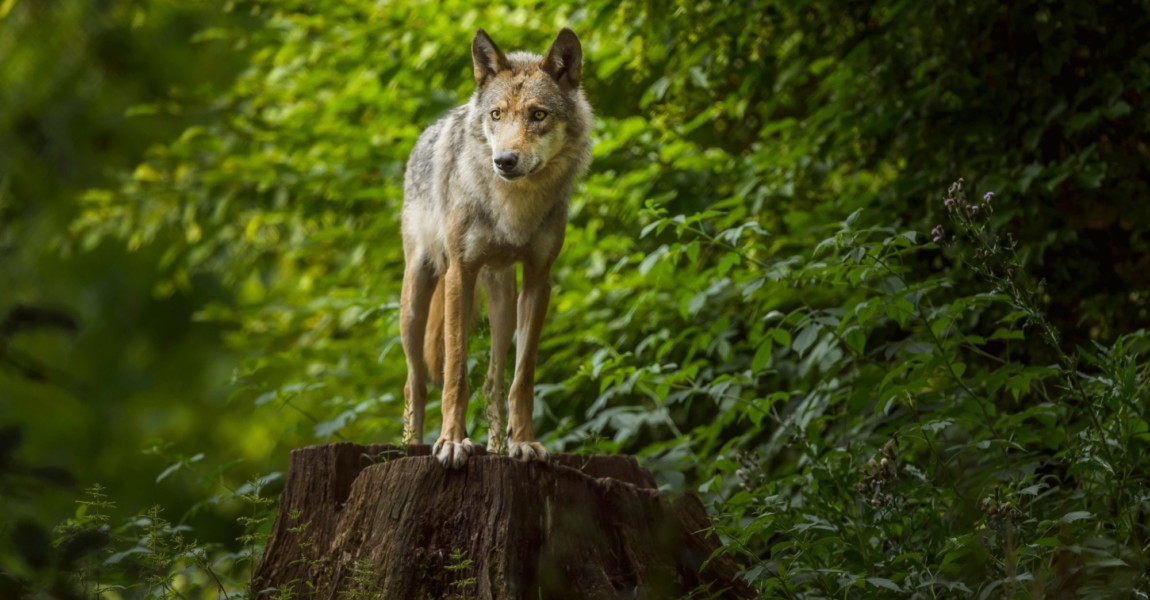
[461,188,566,267]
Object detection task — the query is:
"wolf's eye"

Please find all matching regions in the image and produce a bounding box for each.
[490,109,502,121]
[532,110,548,121]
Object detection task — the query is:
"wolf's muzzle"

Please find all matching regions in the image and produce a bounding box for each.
[494,152,520,174]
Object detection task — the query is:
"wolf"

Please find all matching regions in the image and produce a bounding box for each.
[399,28,593,468]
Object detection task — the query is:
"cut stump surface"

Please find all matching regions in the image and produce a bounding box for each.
[254,443,752,599]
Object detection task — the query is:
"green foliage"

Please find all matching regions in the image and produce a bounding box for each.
[445,548,477,600]
[700,181,1150,596]
[3,0,1149,597]
[36,473,280,598]
[338,558,382,600]
[0,0,257,579]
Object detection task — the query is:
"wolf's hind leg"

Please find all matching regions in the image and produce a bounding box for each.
[482,266,516,453]
[400,258,438,445]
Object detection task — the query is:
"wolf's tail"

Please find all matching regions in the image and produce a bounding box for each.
[422,278,479,386]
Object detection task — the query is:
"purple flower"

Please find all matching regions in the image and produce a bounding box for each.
[967,204,980,214]
[944,197,956,210]
[983,191,995,202]
[931,225,944,243]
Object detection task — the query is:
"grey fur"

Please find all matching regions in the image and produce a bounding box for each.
[399,29,593,468]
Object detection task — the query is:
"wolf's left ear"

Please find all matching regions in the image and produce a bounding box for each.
[541,28,582,89]
[473,29,511,87]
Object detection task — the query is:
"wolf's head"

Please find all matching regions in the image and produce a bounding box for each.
[471,28,586,182]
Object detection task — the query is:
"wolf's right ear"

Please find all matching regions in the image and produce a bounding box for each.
[472,29,510,87]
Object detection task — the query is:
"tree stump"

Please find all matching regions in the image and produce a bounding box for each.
[253,443,753,599]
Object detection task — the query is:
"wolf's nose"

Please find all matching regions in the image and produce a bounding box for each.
[493,152,519,172]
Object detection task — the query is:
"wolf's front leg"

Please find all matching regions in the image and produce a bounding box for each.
[434,262,478,468]
[482,266,516,454]
[507,263,552,462]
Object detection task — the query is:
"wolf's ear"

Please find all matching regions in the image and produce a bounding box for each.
[541,28,582,90]
[473,29,510,87]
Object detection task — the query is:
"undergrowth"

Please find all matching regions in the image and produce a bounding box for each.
[10,181,1142,599]
[693,181,1150,597]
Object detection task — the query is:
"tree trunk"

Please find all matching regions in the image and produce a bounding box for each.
[253,442,753,599]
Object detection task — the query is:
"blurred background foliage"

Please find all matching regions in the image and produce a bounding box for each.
[2,0,1148,597]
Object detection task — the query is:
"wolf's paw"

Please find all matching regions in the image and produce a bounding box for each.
[508,440,549,462]
[432,437,473,468]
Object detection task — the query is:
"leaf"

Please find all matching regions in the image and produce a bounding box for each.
[643,76,671,106]
[1086,557,1129,568]
[686,292,707,316]
[843,328,865,355]
[902,340,933,355]
[106,547,149,565]
[1065,110,1100,134]
[133,163,163,182]
[716,252,740,276]
[688,65,709,89]
[1018,162,1043,192]
[813,236,838,257]
[763,310,785,322]
[793,324,821,356]
[1062,511,1092,523]
[751,340,773,372]
[684,241,700,264]
[889,296,916,326]
[638,246,669,276]
[989,327,1024,341]
[1019,483,1047,496]
[866,578,902,592]
[1104,100,1131,119]
[314,410,356,439]
[156,461,183,483]
[921,418,954,434]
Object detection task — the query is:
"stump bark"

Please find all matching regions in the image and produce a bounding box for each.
[253,443,753,599]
